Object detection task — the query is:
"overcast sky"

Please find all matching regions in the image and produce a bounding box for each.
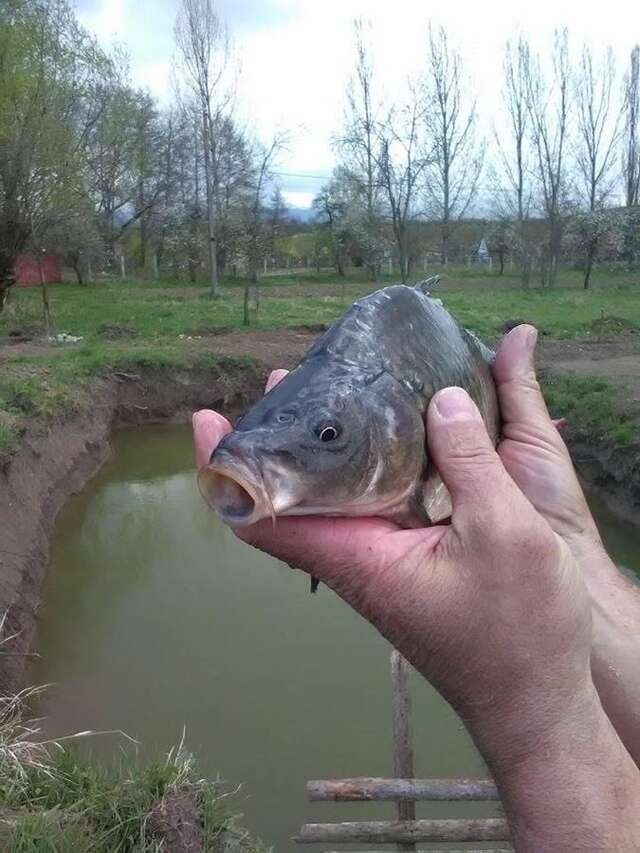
[75,0,640,209]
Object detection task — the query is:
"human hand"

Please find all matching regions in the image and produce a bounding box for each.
[493,324,640,765]
[193,381,592,737]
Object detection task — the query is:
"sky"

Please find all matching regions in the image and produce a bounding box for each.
[74,0,640,210]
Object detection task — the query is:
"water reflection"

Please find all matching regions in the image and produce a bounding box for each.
[32,425,639,851]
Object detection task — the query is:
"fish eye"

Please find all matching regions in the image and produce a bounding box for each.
[315,423,340,442]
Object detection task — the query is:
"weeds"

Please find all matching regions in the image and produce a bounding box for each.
[543,375,638,446]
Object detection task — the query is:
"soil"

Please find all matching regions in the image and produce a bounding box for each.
[0,327,638,696]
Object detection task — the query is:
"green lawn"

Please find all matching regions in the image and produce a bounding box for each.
[0,271,638,458]
[2,270,639,343]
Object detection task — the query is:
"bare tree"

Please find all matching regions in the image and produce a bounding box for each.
[623,45,640,208]
[574,46,621,288]
[575,46,620,211]
[423,24,484,265]
[175,0,229,297]
[494,36,533,284]
[526,29,572,286]
[242,132,288,325]
[622,45,640,267]
[378,90,430,282]
[337,19,386,280]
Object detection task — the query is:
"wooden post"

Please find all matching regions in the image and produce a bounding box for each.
[120,253,126,279]
[387,257,393,276]
[391,650,415,851]
[153,253,159,279]
[87,258,93,283]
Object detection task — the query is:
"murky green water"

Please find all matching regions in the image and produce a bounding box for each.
[32,425,640,851]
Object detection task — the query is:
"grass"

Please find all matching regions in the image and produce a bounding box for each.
[543,375,639,446]
[0,688,266,852]
[2,269,639,344]
[0,269,638,459]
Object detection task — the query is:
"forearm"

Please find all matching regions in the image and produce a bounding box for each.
[571,534,640,765]
[469,684,640,851]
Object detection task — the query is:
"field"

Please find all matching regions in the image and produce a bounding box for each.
[0,267,639,458]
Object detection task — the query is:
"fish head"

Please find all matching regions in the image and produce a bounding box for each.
[198,358,426,526]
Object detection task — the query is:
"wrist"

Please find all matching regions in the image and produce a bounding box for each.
[467,681,640,850]
[463,674,600,780]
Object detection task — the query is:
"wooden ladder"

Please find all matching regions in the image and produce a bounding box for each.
[295,650,513,851]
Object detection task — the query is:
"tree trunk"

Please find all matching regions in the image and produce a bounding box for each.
[202,111,219,298]
[440,225,449,266]
[36,252,52,336]
[498,255,505,276]
[583,243,596,290]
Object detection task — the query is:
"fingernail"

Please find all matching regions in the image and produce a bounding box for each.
[434,387,477,420]
[526,327,538,353]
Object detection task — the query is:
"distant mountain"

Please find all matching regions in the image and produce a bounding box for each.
[286,205,316,224]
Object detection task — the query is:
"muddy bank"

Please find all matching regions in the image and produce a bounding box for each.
[569,433,640,526]
[0,364,265,692]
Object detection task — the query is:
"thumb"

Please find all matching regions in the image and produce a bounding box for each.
[427,387,517,515]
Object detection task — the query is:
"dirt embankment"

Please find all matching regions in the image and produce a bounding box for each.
[0,363,269,693]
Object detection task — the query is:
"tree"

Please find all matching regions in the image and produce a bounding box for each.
[494,36,534,285]
[175,0,230,297]
[0,0,112,314]
[241,132,287,325]
[574,45,621,288]
[623,45,640,208]
[378,89,430,282]
[336,19,387,279]
[564,209,624,289]
[423,24,484,265]
[485,219,512,275]
[622,45,640,267]
[526,30,572,286]
[313,179,349,277]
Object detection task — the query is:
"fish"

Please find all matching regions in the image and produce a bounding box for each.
[197,278,500,532]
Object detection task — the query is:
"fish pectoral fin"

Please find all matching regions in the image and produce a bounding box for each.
[393,492,432,529]
[422,474,453,524]
[415,275,441,295]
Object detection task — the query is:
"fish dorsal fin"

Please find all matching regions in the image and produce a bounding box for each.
[415,275,440,295]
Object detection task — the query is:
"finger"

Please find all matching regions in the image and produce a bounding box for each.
[427,387,521,515]
[493,325,565,441]
[264,369,289,394]
[192,410,232,469]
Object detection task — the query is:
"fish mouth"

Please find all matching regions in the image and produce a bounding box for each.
[197,459,273,526]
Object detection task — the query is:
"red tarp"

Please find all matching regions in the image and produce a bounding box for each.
[15,253,62,286]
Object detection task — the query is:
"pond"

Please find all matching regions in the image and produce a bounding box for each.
[32,424,640,851]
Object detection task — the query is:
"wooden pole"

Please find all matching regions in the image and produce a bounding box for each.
[390,650,415,851]
[120,253,126,279]
[153,253,159,279]
[294,818,510,844]
[307,777,499,802]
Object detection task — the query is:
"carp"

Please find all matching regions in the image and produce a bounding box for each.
[198,279,500,530]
